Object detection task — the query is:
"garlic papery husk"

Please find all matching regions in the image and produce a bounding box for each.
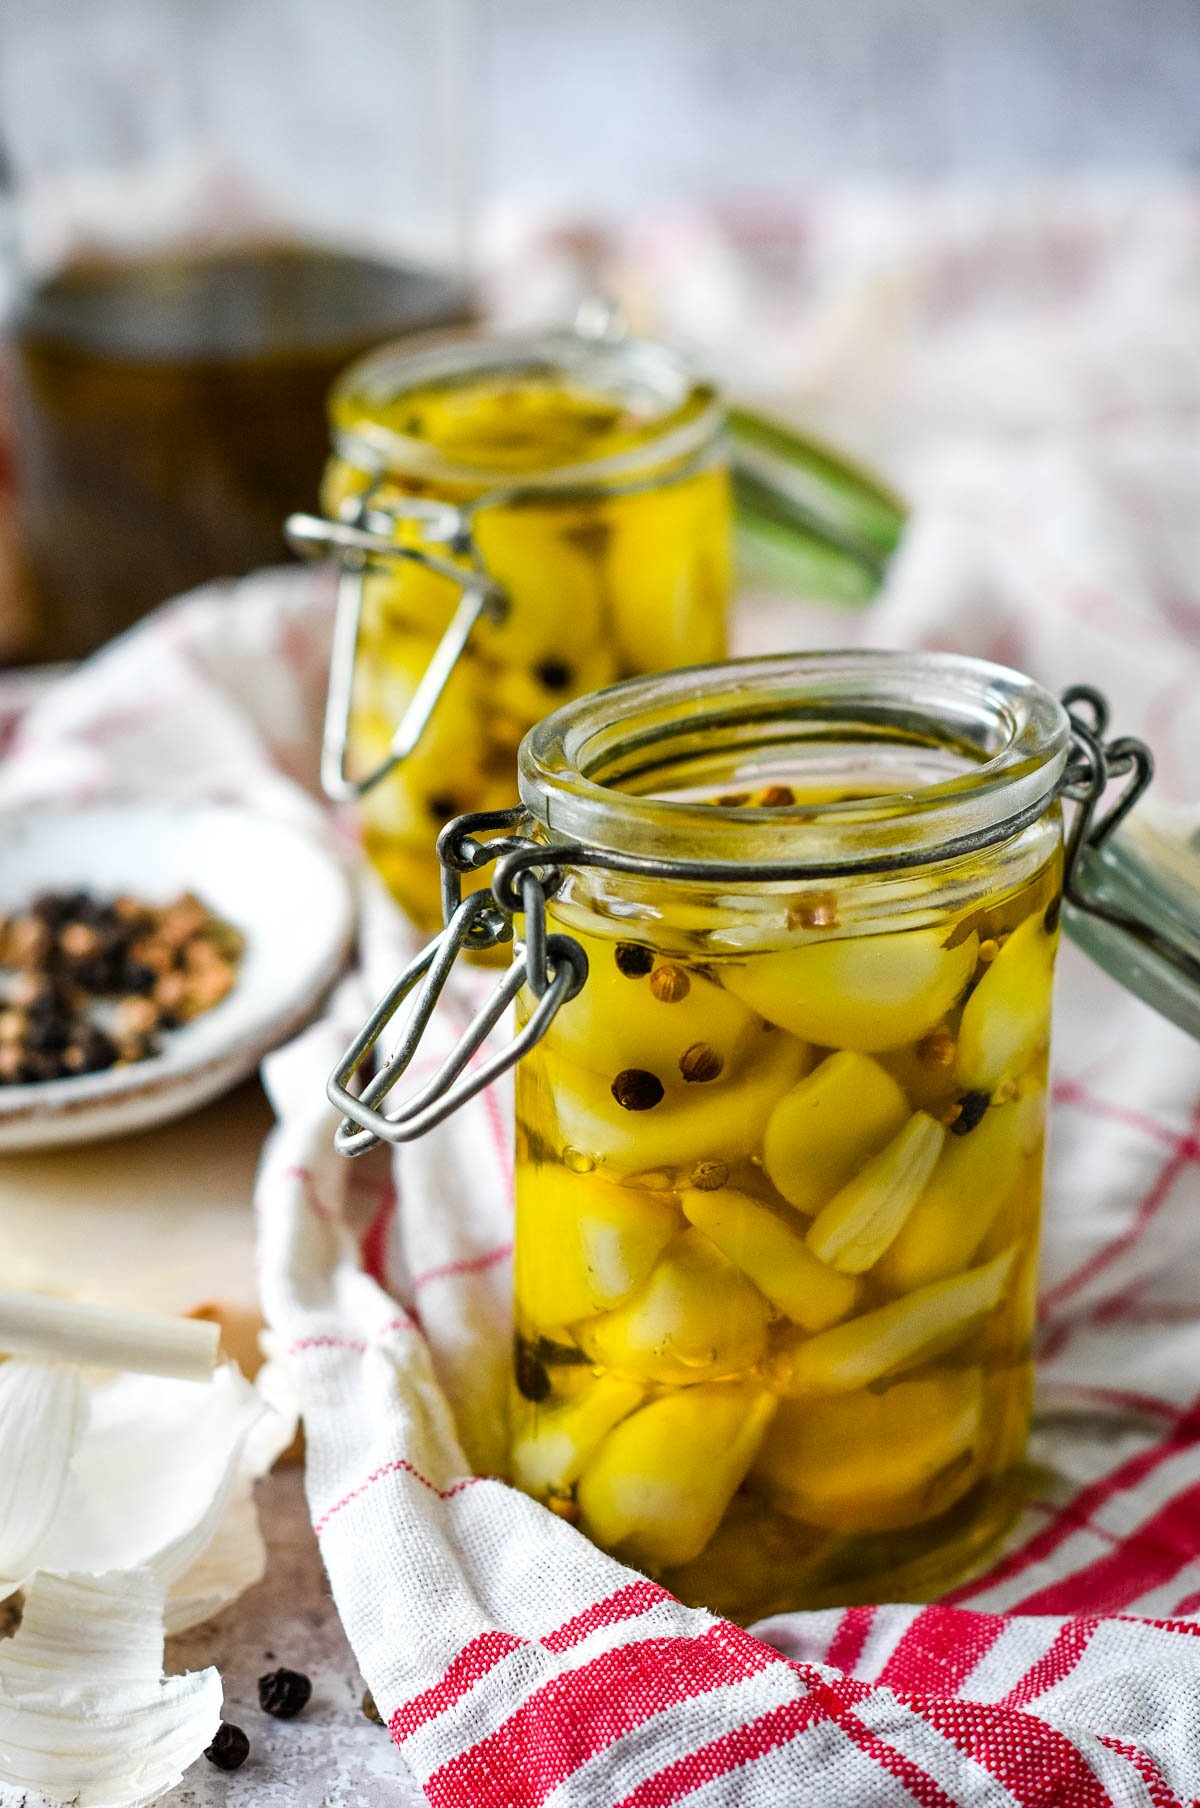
[0,1362,87,1586]
[31,1363,293,1623]
[0,1569,222,1808]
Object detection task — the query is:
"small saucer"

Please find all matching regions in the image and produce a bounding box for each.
[0,803,355,1150]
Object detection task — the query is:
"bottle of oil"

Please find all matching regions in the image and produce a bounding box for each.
[7,244,471,661]
[0,0,475,662]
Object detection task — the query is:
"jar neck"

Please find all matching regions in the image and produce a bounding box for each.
[329,327,723,496]
[518,651,1070,879]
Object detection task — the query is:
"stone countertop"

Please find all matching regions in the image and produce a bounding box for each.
[164,1467,426,1808]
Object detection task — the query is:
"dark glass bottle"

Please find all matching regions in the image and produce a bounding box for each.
[6,243,471,661]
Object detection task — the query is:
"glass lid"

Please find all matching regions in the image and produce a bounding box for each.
[1065,800,1200,1041]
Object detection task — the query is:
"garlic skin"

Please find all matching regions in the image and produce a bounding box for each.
[0,1569,222,1808]
[0,1360,295,1806]
[0,1361,87,1584]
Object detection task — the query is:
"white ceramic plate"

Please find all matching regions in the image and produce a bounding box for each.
[0,803,355,1150]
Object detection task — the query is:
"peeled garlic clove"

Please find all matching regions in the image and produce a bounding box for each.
[512,1375,645,1496]
[876,1084,1046,1293]
[577,1229,772,1384]
[351,636,489,848]
[751,1369,983,1532]
[879,1023,961,1113]
[543,935,764,1084]
[576,1381,776,1569]
[474,507,608,657]
[762,1051,910,1215]
[771,1245,1016,1395]
[549,1029,810,1177]
[489,641,620,731]
[514,1166,681,1329]
[680,1185,858,1331]
[806,1112,946,1274]
[723,925,979,1054]
[605,476,730,673]
[956,913,1057,1091]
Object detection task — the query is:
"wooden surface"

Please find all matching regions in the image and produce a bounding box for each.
[0,1079,270,1363]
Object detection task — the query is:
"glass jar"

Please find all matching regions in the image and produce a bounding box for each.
[289,327,731,930]
[506,651,1064,1619]
[327,651,1196,1622]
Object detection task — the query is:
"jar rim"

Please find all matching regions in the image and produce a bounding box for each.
[328,326,724,491]
[518,650,1070,876]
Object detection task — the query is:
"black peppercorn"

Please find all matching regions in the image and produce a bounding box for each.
[610,1068,665,1111]
[1044,896,1062,935]
[257,1667,313,1719]
[120,960,160,996]
[31,891,72,928]
[614,942,654,979]
[514,1335,552,1403]
[204,1723,251,1770]
[950,1090,991,1137]
[533,658,573,692]
[24,1013,69,1055]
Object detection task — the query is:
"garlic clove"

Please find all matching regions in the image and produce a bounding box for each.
[806,1112,946,1274]
[351,630,487,835]
[955,913,1057,1092]
[542,935,766,1087]
[680,1184,858,1331]
[489,640,620,731]
[474,505,609,658]
[549,1027,810,1177]
[576,1381,776,1570]
[762,1050,910,1215]
[722,925,979,1054]
[876,1083,1046,1293]
[514,1166,681,1330]
[770,1245,1017,1395]
[511,1376,645,1497]
[576,1229,772,1384]
[605,475,730,673]
[751,1369,983,1532]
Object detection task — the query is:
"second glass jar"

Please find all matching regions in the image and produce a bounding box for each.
[320,329,731,928]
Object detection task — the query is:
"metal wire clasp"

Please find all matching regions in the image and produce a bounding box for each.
[286,486,507,804]
[326,684,1192,1158]
[326,810,587,1155]
[1059,686,1200,997]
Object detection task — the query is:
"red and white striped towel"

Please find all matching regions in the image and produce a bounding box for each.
[3,187,1200,1806]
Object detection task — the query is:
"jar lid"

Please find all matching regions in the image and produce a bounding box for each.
[1065,801,1200,1040]
[519,650,1069,876]
[328,327,723,489]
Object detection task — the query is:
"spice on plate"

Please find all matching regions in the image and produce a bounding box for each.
[0,889,244,1085]
[361,1688,384,1726]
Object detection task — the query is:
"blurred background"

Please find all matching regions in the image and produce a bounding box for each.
[0,0,1197,665]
